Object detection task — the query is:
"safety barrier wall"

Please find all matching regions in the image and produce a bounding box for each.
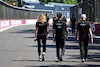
[0,19,53,31]
[0,1,52,20]
[0,20,26,29]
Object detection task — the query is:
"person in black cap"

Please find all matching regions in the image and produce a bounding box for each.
[53,15,57,23]
[71,15,76,33]
[62,16,67,22]
[76,14,93,63]
[52,12,69,62]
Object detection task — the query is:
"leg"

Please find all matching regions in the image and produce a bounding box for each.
[72,26,74,33]
[56,40,60,59]
[84,40,88,59]
[60,38,65,61]
[79,41,85,59]
[61,38,65,56]
[42,36,46,61]
[42,36,46,53]
[73,26,75,32]
[37,38,42,61]
[37,38,41,56]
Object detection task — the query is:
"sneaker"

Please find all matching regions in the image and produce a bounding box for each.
[42,52,45,61]
[60,54,63,61]
[85,58,88,61]
[81,59,85,63]
[61,51,64,56]
[60,56,63,61]
[57,59,60,62]
[39,58,42,62]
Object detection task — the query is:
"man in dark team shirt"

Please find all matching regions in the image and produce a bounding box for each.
[71,15,76,33]
[62,16,67,22]
[52,13,69,62]
[46,13,49,24]
[76,14,93,63]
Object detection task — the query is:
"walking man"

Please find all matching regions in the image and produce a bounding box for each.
[52,13,69,62]
[76,14,93,63]
[46,13,49,24]
[71,15,76,33]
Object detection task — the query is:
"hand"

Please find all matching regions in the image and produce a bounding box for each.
[76,37,79,41]
[46,34,49,39]
[53,38,56,43]
[91,39,93,44]
[66,36,68,40]
[34,37,37,41]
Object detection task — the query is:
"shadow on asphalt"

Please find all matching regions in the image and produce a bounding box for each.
[10,29,100,44]
[12,60,79,63]
[24,65,100,67]
[65,53,100,62]
[29,43,100,50]
[10,29,35,34]
[13,60,38,62]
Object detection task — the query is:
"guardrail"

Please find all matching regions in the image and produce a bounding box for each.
[0,0,52,20]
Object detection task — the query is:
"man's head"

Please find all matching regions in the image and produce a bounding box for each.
[57,12,62,18]
[81,14,86,21]
[72,15,74,18]
[46,13,49,16]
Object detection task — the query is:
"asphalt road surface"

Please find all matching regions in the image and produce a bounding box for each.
[0,25,100,67]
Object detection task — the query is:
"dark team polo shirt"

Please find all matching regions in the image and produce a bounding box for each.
[46,16,49,23]
[71,18,76,26]
[77,21,90,40]
[53,20,67,39]
[36,22,49,36]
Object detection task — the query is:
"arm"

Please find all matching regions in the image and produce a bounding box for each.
[47,26,49,34]
[52,28,55,43]
[66,27,69,40]
[34,27,38,41]
[89,28,93,44]
[76,29,79,40]
[46,26,49,39]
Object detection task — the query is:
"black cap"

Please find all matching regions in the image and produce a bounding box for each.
[57,12,62,18]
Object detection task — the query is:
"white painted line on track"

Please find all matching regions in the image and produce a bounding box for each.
[0,24,31,32]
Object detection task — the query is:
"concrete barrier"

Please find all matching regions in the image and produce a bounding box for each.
[0,19,53,32]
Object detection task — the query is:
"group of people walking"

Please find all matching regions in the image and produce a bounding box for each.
[34,13,93,63]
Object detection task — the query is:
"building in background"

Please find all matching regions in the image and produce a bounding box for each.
[71,0,100,35]
[21,0,74,23]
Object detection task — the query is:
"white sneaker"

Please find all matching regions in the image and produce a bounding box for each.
[39,58,42,61]
[85,58,88,61]
[81,59,85,63]
[38,55,42,61]
[57,59,60,62]
[42,52,45,61]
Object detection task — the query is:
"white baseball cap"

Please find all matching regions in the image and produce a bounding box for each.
[81,14,86,20]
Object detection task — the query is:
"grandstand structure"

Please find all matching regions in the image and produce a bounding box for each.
[21,0,74,18]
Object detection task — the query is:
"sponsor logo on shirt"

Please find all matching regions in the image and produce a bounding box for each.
[39,24,44,26]
[56,23,62,25]
[80,23,86,26]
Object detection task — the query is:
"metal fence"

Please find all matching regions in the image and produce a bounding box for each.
[0,1,52,20]
[70,0,100,23]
